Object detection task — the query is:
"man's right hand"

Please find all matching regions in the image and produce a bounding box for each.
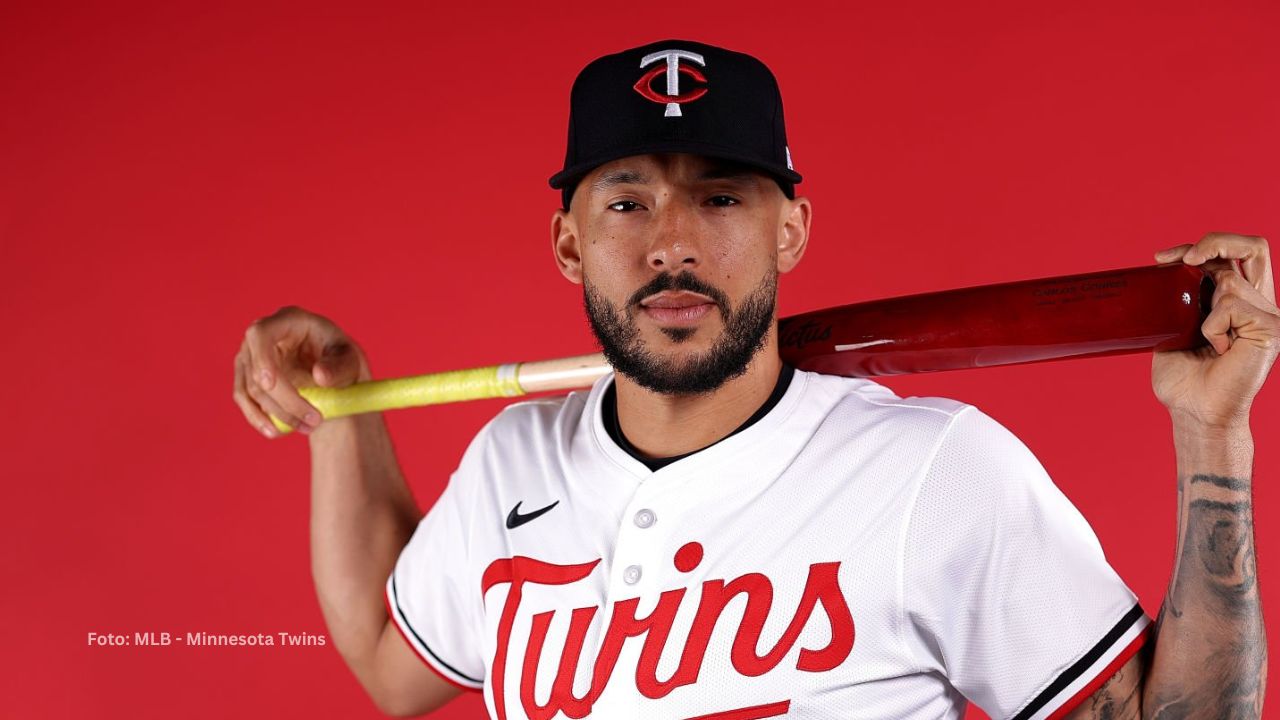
[234,306,459,714]
[232,305,371,438]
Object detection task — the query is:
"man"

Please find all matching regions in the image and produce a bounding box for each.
[232,40,1276,719]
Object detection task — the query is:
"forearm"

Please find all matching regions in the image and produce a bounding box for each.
[308,411,422,683]
[1144,418,1267,718]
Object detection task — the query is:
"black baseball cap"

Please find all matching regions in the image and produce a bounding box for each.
[549,40,802,210]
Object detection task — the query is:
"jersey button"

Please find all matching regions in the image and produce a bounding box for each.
[623,565,642,585]
[633,509,656,529]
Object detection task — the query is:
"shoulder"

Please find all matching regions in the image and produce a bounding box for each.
[891,382,1097,556]
[486,390,585,439]
[453,386,592,469]
[799,371,1053,504]
[799,369,976,442]
[807,370,1036,451]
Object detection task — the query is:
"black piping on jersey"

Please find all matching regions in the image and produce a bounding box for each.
[1010,602,1146,720]
[602,364,796,471]
[389,575,483,686]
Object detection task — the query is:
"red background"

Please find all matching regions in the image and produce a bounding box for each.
[2,1,1277,717]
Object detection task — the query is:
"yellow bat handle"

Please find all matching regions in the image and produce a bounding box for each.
[269,363,524,434]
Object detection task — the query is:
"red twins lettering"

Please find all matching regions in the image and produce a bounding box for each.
[479,541,856,719]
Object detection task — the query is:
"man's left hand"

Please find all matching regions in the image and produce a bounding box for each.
[1152,233,1279,429]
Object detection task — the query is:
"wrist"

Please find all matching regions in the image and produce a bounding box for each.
[1166,402,1252,434]
[1169,407,1252,440]
[309,411,383,445]
[1168,412,1254,478]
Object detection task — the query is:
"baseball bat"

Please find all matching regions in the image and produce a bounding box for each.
[269,262,1211,434]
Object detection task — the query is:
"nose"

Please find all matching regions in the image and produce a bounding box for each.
[646,203,701,271]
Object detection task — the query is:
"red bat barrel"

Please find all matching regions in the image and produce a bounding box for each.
[778,263,1212,377]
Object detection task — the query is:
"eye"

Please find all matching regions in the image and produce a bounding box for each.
[607,200,643,212]
[707,195,740,208]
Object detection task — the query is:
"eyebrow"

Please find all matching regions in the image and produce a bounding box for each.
[590,170,650,192]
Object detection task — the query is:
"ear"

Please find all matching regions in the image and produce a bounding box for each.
[551,208,584,284]
[776,196,812,274]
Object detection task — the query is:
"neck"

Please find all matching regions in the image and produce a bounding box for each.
[614,336,783,459]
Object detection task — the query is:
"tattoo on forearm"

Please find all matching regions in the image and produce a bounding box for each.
[1146,474,1267,720]
[1189,498,1255,614]
[1084,655,1143,719]
[1190,474,1252,492]
[1148,634,1267,719]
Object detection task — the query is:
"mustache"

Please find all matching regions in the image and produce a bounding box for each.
[627,272,731,314]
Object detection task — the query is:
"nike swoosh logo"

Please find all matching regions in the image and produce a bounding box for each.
[506,500,560,530]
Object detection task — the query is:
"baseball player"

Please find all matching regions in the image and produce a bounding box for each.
[232,41,1276,719]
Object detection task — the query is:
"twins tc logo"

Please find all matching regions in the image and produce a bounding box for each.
[634,49,707,117]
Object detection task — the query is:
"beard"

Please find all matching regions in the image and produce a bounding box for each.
[583,269,777,395]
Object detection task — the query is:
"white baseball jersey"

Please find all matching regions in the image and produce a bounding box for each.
[387,369,1150,720]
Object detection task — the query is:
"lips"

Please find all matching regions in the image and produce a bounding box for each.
[641,291,715,309]
[640,291,717,325]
